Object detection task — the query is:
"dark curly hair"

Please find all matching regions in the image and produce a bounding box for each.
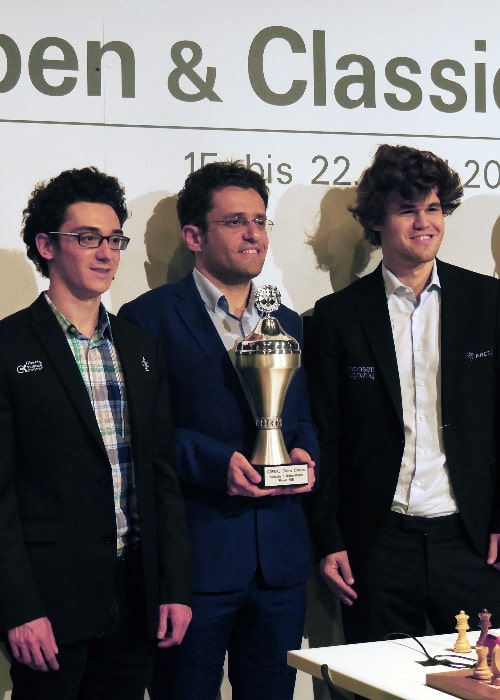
[22,166,129,278]
[349,144,463,246]
[176,160,269,231]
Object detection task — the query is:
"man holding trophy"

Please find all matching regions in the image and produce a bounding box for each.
[119,161,318,700]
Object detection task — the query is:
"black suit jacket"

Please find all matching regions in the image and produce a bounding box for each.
[0,294,191,644]
[306,260,500,569]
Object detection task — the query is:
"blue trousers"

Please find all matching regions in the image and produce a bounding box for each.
[151,574,306,700]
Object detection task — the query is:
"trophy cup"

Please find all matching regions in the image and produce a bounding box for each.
[235,285,309,488]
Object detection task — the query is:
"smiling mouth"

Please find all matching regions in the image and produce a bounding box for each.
[240,249,260,254]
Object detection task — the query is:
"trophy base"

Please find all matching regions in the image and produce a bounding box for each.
[254,462,309,489]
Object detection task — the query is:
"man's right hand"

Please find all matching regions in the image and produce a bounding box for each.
[227,451,283,497]
[320,551,358,606]
[8,616,59,671]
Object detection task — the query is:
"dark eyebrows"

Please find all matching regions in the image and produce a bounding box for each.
[70,226,125,235]
[392,198,442,212]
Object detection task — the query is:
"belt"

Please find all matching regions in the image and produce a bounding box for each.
[386,511,462,535]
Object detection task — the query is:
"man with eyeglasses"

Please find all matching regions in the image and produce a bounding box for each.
[0,166,192,700]
[119,160,318,700]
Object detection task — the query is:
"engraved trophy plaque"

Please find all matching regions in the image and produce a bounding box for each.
[235,285,309,488]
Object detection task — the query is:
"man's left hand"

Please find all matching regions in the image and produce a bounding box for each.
[271,448,315,495]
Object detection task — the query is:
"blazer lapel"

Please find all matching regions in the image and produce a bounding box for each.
[436,259,461,422]
[29,294,107,452]
[172,274,242,380]
[109,317,145,440]
[354,268,404,426]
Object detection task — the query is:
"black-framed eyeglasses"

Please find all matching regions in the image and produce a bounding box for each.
[49,231,130,250]
[206,215,274,231]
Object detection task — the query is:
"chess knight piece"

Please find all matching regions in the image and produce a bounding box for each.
[235,285,309,488]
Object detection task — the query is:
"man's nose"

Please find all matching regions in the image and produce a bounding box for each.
[413,210,430,228]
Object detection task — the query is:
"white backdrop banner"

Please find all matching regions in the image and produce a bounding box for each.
[1,0,500,320]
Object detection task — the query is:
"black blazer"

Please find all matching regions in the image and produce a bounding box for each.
[0,294,191,645]
[306,260,500,567]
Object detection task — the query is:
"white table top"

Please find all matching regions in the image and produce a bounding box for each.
[288,633,488,700]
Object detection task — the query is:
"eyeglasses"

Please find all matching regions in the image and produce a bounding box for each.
[49,231,130,250]
[207,216,274,231]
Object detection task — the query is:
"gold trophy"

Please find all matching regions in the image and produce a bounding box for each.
[235,285,308,488]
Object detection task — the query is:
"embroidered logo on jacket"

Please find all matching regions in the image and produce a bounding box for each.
[17,360,43,374]
[464,350,494,361]
[141,356,150,372]
[347,365,375,380]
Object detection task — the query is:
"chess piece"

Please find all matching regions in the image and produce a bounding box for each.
[477,609,492,648]
[491,644,500,685]
[473,645,492,681]
[453,610,472,653]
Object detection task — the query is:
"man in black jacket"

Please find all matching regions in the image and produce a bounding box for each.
[307,144,500,642]
[0,167,191,699]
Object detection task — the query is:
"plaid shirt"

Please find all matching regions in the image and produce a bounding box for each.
[45,294,138,554]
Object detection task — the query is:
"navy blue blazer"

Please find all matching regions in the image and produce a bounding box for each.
[306,260,500,568]
[119,273,319,592]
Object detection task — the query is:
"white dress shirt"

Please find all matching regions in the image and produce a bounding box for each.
[192,268,260,353]
[383,263,458,517]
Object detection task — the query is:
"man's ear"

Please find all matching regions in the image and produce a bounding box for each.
[35,233,55,261]
[182,225,204,253]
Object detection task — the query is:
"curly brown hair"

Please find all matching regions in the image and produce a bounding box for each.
[349,145,463,246]
[22,166,129,278]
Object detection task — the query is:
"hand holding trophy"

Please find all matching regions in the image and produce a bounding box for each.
[235,285,309,488]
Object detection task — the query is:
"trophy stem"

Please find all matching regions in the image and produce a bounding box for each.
[250,425,291,467]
